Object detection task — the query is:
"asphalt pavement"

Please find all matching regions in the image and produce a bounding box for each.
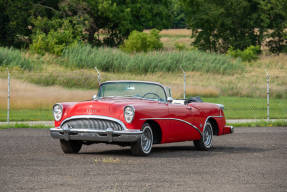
[0,127,286,192]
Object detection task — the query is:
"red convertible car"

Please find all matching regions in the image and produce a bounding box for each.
[50,81,234,156]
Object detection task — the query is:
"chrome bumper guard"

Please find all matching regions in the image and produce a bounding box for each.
[230,126,234,134]
[49,127,143,143]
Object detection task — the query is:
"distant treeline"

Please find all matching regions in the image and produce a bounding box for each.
[181,0,287,54]
[0,0,286,54]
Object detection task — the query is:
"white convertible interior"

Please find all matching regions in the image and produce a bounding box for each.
[172,100,185,105]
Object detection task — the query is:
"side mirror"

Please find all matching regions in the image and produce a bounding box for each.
[92,95,98,100]
[167,97,173,103]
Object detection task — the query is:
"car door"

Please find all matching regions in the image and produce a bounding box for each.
[167,103,194,141]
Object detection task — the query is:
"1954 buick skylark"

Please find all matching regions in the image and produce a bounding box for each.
[49,81,234,156]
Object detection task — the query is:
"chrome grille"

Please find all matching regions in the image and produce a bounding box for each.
[62,119,123,131]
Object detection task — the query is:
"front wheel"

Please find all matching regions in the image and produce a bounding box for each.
[193,121,213,151]
[60,139,82,153]
[131,123,153,156]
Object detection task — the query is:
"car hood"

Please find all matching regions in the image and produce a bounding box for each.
[65,98,155,119]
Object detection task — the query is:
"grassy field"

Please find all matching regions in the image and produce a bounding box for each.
[0,109,52,121]
[204,97,286,119]
[0,96,286,121]
[0,29,286,122]
[144,29,194,49]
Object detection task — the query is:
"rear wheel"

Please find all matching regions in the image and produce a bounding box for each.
[60,139,82,153]
[194,121,213,151]
[131,123,153,156]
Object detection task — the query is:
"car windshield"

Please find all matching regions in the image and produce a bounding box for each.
[97,82,167,102]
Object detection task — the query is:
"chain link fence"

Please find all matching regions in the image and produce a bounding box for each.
[0,69,286,123]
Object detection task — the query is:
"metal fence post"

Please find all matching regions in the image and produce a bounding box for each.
[95,67,101,86]
[7,68,10,125]
[265,69,269,121]
[180,66,186,99]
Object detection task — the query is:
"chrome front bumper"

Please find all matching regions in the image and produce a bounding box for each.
[49,127,143,143]
[230,126,234,133]
[223,125,234,135]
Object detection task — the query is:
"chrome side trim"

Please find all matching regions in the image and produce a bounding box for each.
[140,118,202,136]
[204,116,224,133]
[214,104,224,111]
[60,115,128,130]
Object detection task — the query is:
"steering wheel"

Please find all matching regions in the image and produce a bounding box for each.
[143,93,161,100]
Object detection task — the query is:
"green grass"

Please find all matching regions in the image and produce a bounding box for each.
[61,44,243,75]
[0,109,53,122]
[0,47,40,71]
[227,120,287,127]
[0,96,286,122]
[0,123,50,129]
[1,44,244,75]
[204,96,287,119]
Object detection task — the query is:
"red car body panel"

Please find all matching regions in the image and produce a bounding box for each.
[50,80,234,155]
[54,98,228,144]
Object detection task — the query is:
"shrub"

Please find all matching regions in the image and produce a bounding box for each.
[119,29,163,53]
[174,42,186,51]
[228,45,260,62]
[29,30,78,56]
[0,47,33,70]
[29,18,81,56]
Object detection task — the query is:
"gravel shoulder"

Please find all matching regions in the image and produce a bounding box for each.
[0,127,286,192]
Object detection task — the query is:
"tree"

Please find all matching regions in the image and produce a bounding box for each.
[258,0,287,54]
[84,0,173,47]
[180,0,287,54]
[0,0,33,47]
[1,0,173,49]
[33,0,173,47]
[171,0,186,28]
[0,0,62,47]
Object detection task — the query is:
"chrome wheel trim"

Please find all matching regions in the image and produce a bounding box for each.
[203,123,212,147]
[141,126,152,153]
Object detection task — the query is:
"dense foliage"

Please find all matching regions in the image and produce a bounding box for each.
[0,0,286,56]
[29,17,82,55]
[174,42,186,51]
[227,45,260,62]
[180,0,287,54]
[0,0,173,48]
[85,0,173,47]
[171,0,186,28]
[119,29,163,53]
[0,0,33,48]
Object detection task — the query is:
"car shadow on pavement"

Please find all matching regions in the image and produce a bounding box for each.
[78,143,271,158]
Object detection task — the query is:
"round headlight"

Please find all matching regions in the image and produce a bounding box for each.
[124,105,135,123]
[53,104,63,121]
